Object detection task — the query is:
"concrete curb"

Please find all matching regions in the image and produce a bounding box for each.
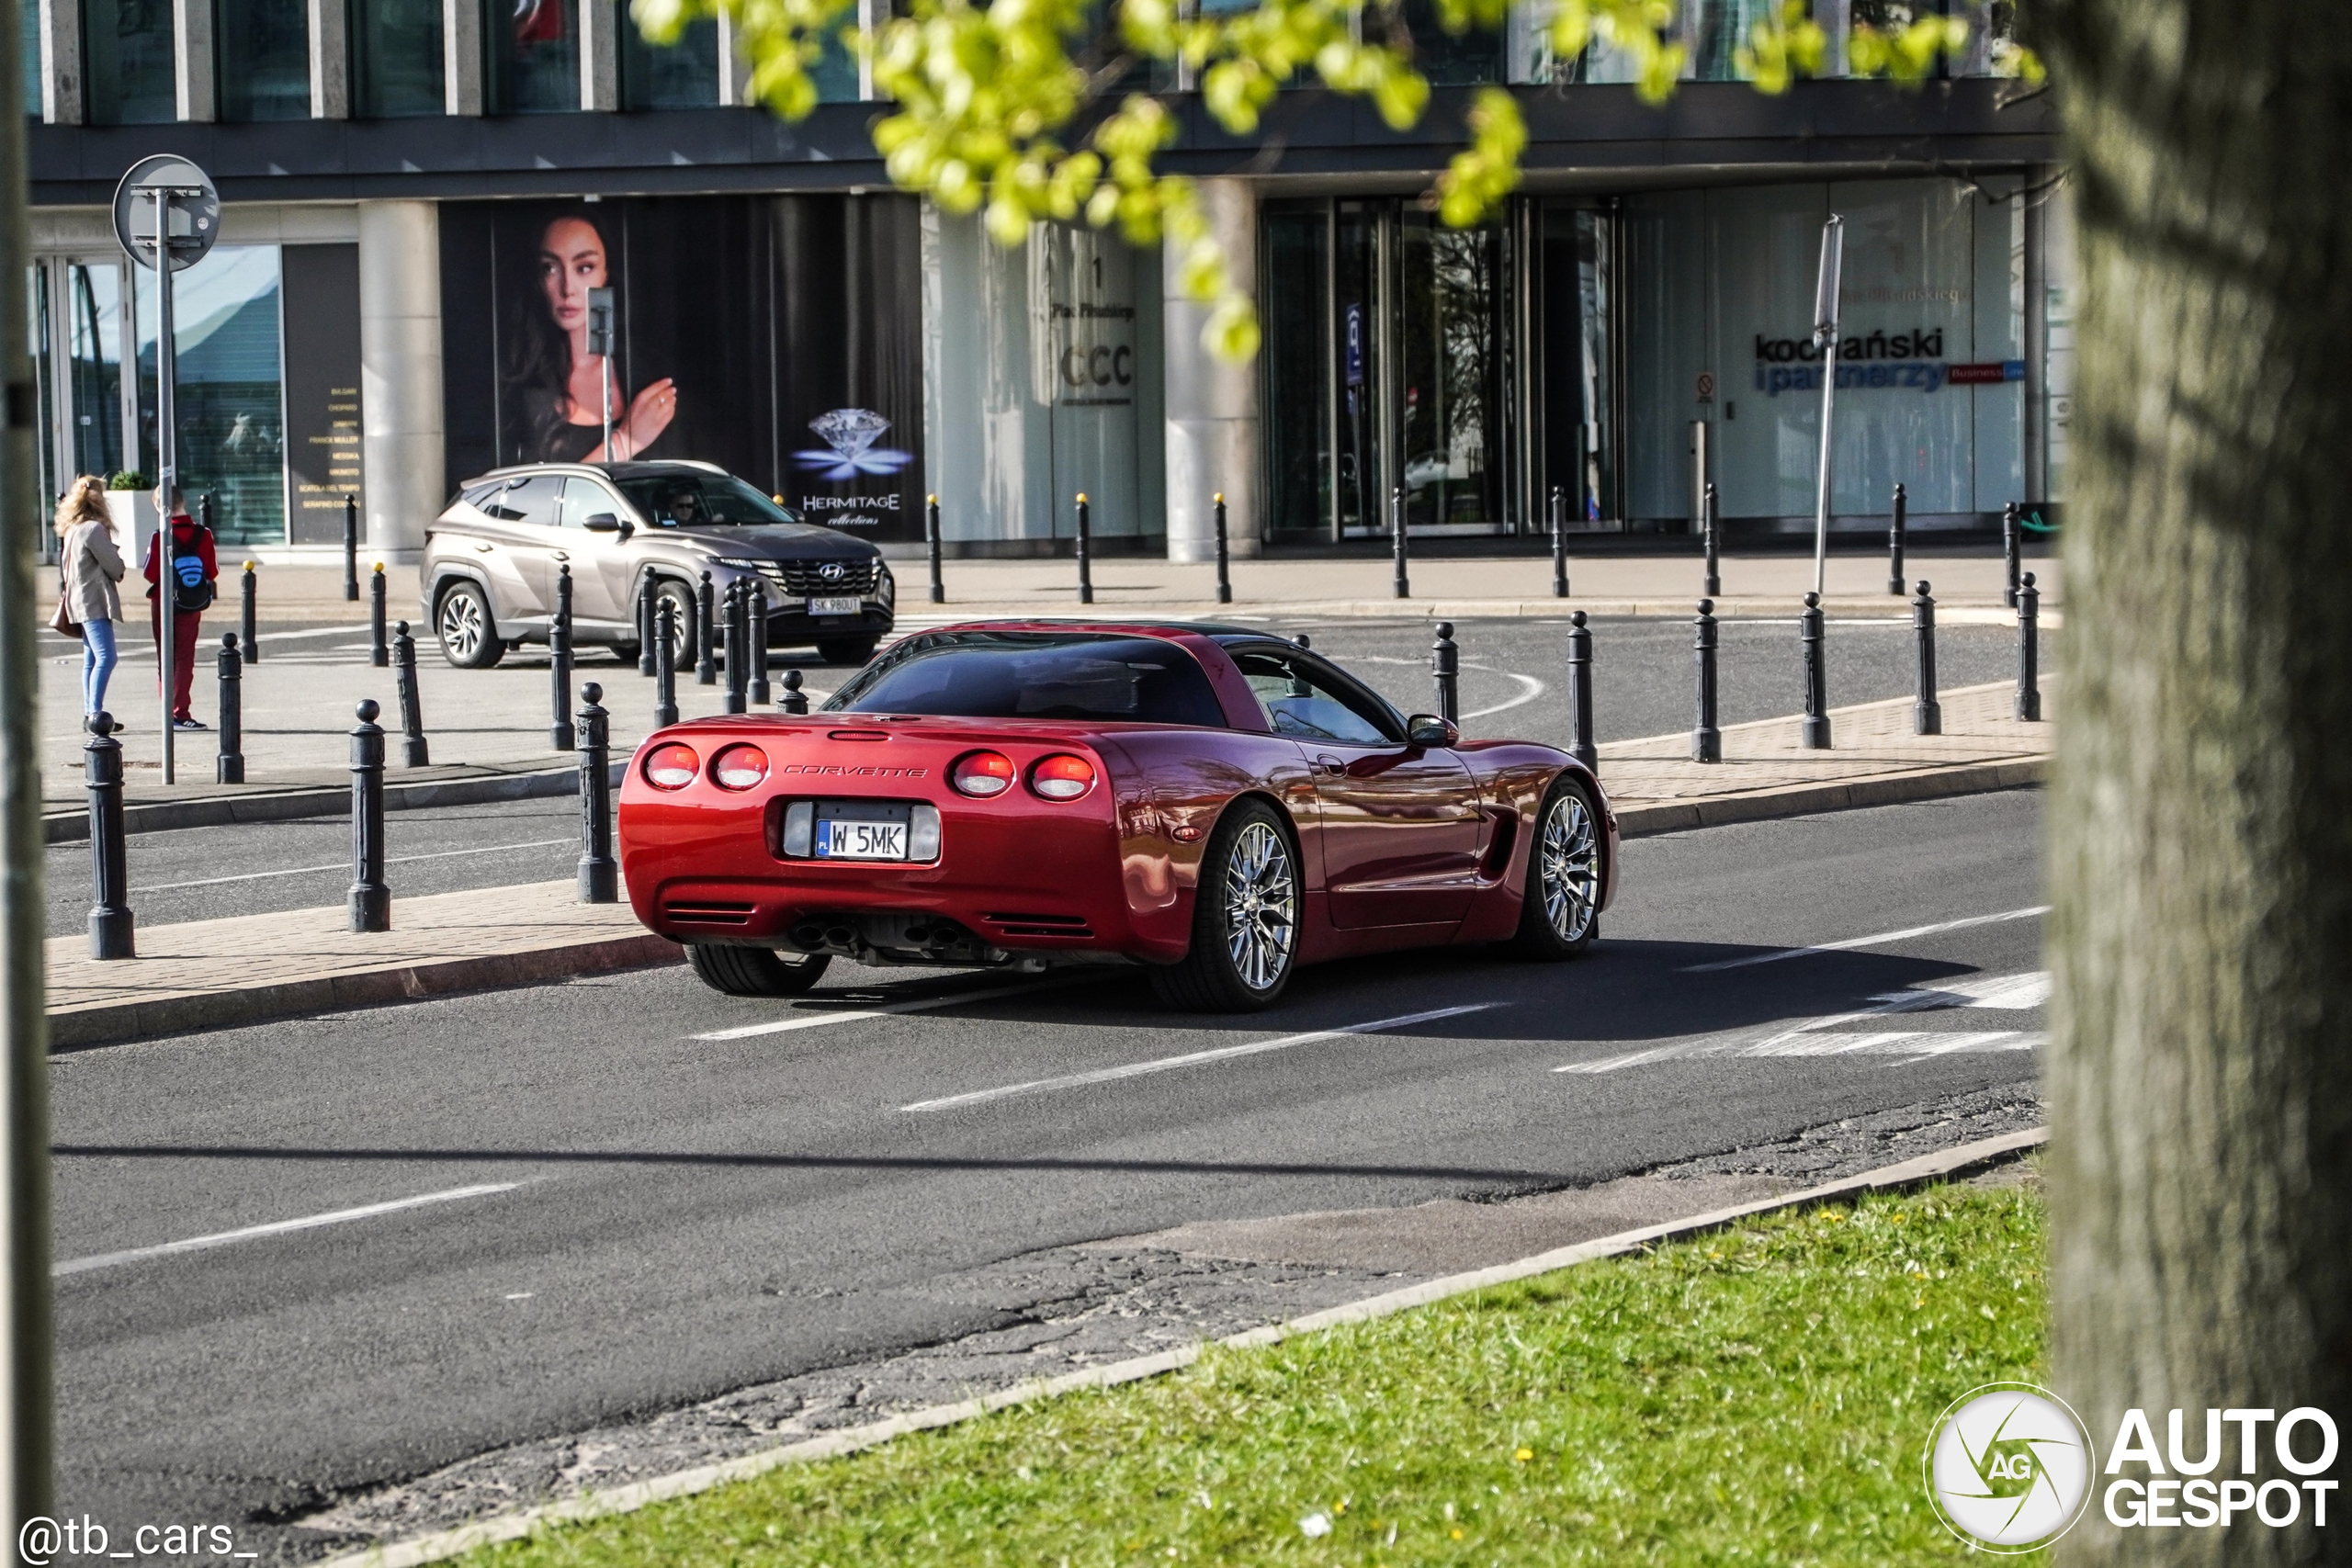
[41,762,621,844]
[312,1126,2047,1568]
[48,931,679,1052]
[1611,757,2046,838]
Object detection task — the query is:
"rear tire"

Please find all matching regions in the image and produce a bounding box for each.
[435,581,505,669]
[654,578,697,669]
[1510,774,1601,960]
[817,637,879,667]
[686,943,832,998]
[1150,799,1301,1012]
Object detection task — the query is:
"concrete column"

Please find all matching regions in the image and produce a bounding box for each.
[715,9,752,104]
[310,0,351,117]
[358,202,444,562]
[1162,178,1260,562]
[579,0,619,110]
[174,0,214,119]
[1816,0,1849,76]
[444,0,482,113]
[38,0,81,121]
[2021,174,2046,503]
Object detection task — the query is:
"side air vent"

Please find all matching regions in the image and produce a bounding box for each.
[662,900,756,926]
[983,912,1093,938]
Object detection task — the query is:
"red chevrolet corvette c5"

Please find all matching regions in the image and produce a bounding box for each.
[616,622,1618,1011]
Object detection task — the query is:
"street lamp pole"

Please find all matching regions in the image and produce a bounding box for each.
[154,188,177,783]
[1811,214,1845,600]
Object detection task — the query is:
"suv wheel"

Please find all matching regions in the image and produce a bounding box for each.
[435,581,506,669]
[654,577,698,669]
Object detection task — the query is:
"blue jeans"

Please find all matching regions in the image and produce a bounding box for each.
[81,617,118,717]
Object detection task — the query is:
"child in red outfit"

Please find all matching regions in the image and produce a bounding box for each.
[141,486,219,729]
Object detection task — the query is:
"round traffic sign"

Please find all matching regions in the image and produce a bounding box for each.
[112,154,220,273]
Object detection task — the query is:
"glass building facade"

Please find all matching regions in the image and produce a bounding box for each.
[133,248,288,549]
[218,0,312,120]
[486,0,580,113]
[353,0,445,116]
[81,0,175,124]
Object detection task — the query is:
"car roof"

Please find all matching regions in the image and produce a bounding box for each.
[465,459,730,486]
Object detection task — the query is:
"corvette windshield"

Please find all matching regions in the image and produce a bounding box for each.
[615,472,800,528]
[825,632,1227,727]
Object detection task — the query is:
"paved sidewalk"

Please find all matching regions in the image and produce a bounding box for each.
[45,678,2052,1048]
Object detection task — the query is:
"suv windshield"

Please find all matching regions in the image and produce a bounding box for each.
[615,472,801,528]
[825,632,1227,727]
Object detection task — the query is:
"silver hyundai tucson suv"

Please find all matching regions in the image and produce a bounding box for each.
[421,459,895,670]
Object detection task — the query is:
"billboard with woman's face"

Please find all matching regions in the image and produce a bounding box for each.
[439,194,924,540]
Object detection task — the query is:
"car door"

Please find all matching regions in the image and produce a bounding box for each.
[553,473,637,631]
[461,475,556,627]
[493,474,571,630]
[1230,646,1485,929]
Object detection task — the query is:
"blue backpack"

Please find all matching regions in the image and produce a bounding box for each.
[167,529,214,614]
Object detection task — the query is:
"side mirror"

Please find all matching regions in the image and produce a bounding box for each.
[1406,714,1458,749]
[582,513,622,534]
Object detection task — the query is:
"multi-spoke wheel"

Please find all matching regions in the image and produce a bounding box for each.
[435,581,505,669]
[1152,799,1300,1010]
[1511,775,1601,959]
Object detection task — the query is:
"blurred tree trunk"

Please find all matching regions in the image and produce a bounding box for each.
[2039,2,2352,1562]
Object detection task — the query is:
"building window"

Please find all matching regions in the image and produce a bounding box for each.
[218,0,313,119]
[353,0,445,116]
[21,0,42,119]
[1396,0,1502,86]
[138,246,288,550]
[620,13,718,108]
[486,0,581,112]
[83,0,177,125]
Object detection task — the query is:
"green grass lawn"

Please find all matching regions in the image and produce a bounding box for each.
[471,1174,2046,1568]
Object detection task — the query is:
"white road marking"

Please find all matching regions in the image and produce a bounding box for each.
[133,838,574,892]
[690,974,1097,1041]
[54,1181,525,1277]
[1462,671,1545,720]
[1679,906,2050,972]
[1557,973,2049,1075]
[902,1002,1504,1112]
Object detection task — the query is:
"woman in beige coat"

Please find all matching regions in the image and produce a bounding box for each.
[57,477,126,718]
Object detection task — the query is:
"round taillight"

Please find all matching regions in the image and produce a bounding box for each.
[644,742,700,790]
[1030,753,1096,801]
[951,750,1016,797]
[712,744,769,791]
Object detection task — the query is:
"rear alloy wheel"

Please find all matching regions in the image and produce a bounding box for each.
[1510,775,1601,959]
[817,637,879,668]
[686,943,832,998]
[1151,799,1300,1011]
[655,578,698,669]
[435,581,505,669]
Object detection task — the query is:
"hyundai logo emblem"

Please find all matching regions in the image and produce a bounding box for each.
[817,561,847,582]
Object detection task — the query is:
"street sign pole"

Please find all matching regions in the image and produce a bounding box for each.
[1811,214,1845,599]
[586,287,615,457]
[0,8,55,1548]
[154,189,175,783]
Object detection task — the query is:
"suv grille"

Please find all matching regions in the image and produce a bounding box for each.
[761,560,878,597]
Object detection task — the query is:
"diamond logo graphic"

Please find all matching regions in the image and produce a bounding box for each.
[793,407,913,479]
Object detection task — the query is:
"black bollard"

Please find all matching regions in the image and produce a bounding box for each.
[369,563,388,667]
[1800,591,1831,750]
[349,699,390,933]
[1888,482,1907,597]
[576,682,616,903]
[1391,485,1410,599]
[1430,621,1459,726]
[342,493,359,602]
[1550,485,1568,599]
[926,494,946,604]
[723,579,749,715]
[780,668,808,715]
[1691,599,1721,763]
[695,570,718,685]
[748,579,771,705]
[241,560,258,663]
[216,633,244,784]
[550,565,576,750]
[636,575,658,677]
[2003,501,2021,608]
[85,713,134,960]
[1214,492,1233,605]
[394,619,429,766]
[1566,610,1597,773]
[1075,492,1094,605]
[653,599,680,728]
[1912,580,1941,736]
[1294,632,1311,649]
[1702,480,1722,599]
[2017,571,2042,721]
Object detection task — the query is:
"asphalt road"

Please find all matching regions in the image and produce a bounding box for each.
[61,614,2041,929]
[52,788,2045,1559]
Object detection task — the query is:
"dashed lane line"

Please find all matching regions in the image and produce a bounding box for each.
[1678,905,2050,973]
[901,1002,1505,1112]
[1556,972,2049,1075]
[54,1181,526,1277]
[133,838,575,893]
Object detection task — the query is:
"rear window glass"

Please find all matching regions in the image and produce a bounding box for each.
[825,632,1227,727]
